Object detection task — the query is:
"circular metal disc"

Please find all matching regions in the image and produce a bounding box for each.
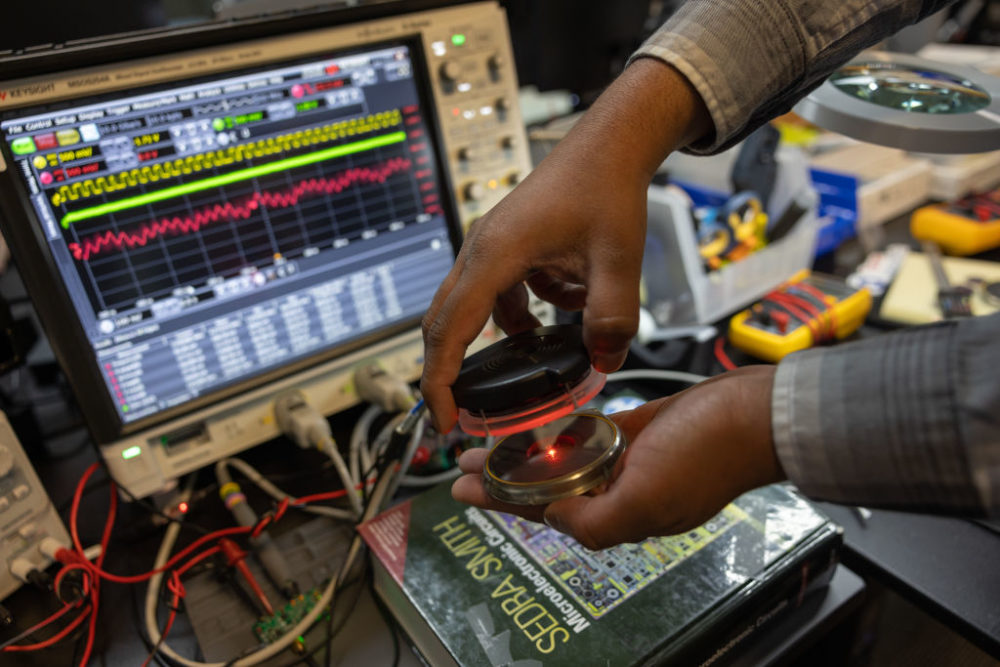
[483,411,625,505]
[795,51,1000,153]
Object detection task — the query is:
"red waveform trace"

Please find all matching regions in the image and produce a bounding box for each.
[68,157,413,261]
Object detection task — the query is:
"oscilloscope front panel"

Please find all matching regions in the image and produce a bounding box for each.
[0,2,531,495]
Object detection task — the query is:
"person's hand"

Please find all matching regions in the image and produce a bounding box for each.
[451,366,785,550]
[420,59,711,432]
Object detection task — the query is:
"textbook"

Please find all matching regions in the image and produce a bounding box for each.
[359,482,841,667]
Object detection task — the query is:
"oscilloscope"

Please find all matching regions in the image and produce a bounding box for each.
[0,0,534,497]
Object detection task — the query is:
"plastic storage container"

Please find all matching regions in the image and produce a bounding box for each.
[641,150,819,330]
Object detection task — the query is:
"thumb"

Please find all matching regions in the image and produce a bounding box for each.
[543,484,644,550]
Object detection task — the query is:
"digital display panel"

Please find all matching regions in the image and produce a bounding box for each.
[1,42,456,428]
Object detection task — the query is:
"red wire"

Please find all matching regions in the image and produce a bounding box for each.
[714,337,738,371]
[292,488,349,505]
[793,283,837,339]
[141,607,177,667]
[143,545,221,667]
[57,459,342,663]
[0,602,78,652]
[780,291,832,342]
[765,292,821,342]
[2,606,92,652]
[79,472,119,667]
[59,525,253,585]
[53,563,92,602]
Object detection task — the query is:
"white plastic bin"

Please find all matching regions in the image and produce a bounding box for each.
[642,153,819,330]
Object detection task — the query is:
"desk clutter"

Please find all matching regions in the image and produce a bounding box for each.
[6,9,1000,666]
[361,481,840,667]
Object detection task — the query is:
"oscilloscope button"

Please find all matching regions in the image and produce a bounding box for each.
[439,61,461,82]
[463,182,486,202]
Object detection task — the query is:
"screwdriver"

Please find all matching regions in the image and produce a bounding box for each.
[923,242,972,319]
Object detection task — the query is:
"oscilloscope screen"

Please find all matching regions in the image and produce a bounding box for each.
[0,41,458,434]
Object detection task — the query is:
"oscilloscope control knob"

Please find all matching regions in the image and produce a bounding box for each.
[500,135,517,150]
[463,181,486,202]
[457,146,476,162]
[439,61,462,82]
[494,96,511,113]
[0,446,13,478]
[488,53,505,71]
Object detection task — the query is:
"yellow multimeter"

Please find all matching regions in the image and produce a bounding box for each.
[727,270,872,362]
[910,195,1000,256]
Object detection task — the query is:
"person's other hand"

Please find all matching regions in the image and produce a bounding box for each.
[451,366,784,550]
[420,59,710,432]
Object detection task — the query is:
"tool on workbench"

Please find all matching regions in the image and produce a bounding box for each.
[727,270,872,362]
[922,241,973,318]
[911,192,1000,255]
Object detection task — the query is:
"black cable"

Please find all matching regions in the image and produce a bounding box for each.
[0,602,91,651]
[369,564,400,667]
[128,582,171,667]
[142,597,173,667]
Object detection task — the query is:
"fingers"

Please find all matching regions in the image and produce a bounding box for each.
[582,257,641,373]
[543,483,645,550]
[525,272,588,312]
[492,282,542,335]
[451,473,547,524]
[421,257,523,432]
[456,447,488,474]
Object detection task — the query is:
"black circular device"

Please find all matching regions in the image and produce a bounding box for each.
[483,411,625,505]
[452,324,606,437]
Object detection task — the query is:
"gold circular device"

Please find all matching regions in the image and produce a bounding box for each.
[483,411,625,506]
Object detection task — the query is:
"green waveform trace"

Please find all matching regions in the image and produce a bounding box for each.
[60,130,408,228]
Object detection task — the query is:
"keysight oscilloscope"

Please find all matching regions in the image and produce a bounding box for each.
[0,0,533,497]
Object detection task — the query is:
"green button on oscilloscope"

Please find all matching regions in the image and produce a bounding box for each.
[10,137,37,155]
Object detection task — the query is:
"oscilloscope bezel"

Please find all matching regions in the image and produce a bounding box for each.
[0,3,474,444]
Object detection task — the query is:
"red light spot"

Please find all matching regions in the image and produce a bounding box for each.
[178,502,189,514]
[526,434,577,461]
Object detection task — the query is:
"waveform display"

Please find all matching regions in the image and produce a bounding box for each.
[68,157,413,261]
[61,131,407,227]
[50,110,403,205]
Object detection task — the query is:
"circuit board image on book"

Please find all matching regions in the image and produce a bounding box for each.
[359,482,841,667]
[490,504,747,619]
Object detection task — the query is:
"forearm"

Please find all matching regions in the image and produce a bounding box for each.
[550,58,711,184]
[772,314,1000,516]
[635,0,956,154]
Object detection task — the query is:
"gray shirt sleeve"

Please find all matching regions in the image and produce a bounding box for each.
[772,313,1000,516]
[632,0,955,154]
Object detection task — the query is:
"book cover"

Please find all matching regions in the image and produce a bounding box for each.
[359,482,841,667]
